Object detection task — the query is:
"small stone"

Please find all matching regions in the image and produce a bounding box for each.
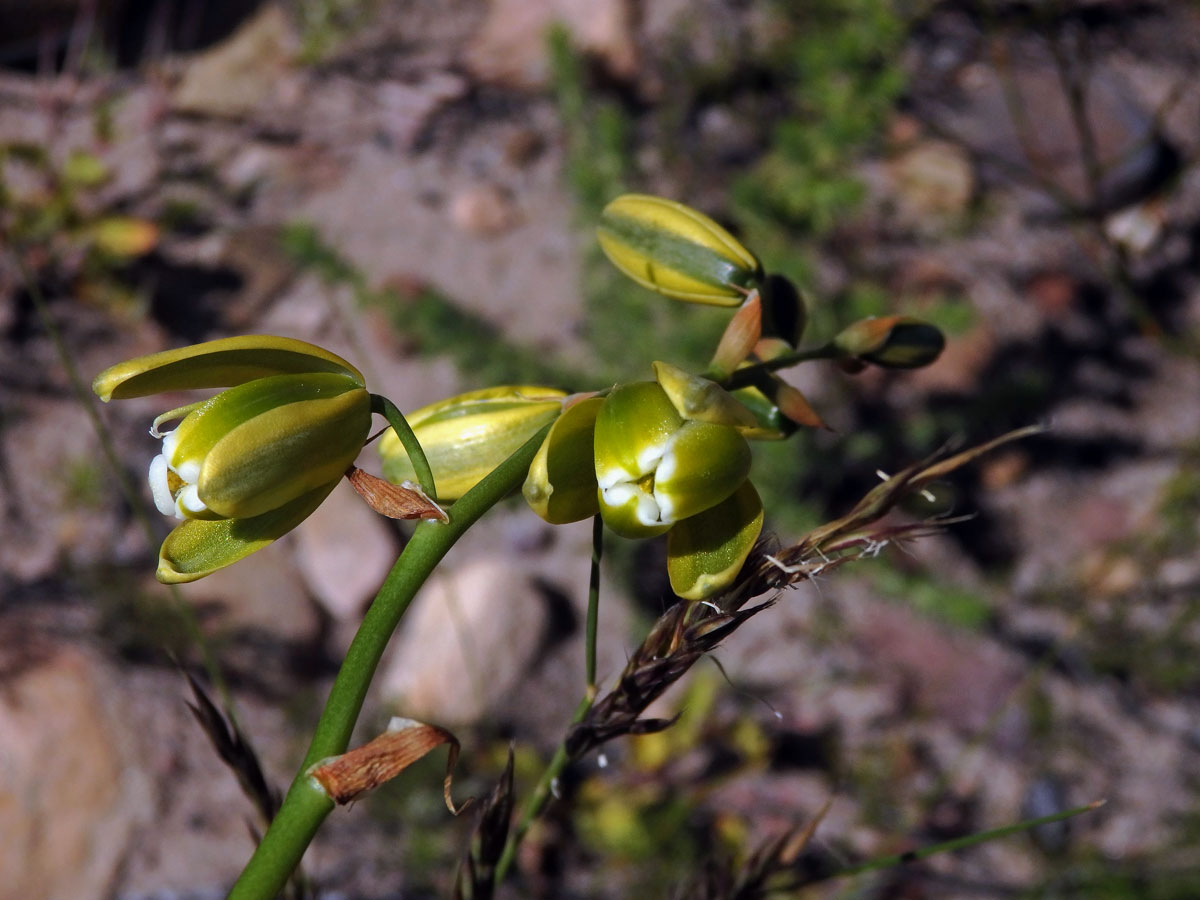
[449,184,520,237]
[378,557,547,725]
[887,138,975,225]
[0,647,151,900]
[172,3,298,118]
[464,0,636,90]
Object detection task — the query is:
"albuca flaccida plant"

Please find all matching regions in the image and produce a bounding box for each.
[93,194,1034,899]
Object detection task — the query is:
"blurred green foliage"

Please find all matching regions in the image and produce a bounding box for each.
[733,0,907,317]
[295,0,376,62]
[2,141,158,316]
[869,565,994,630]
[548,26,733,383]
[736,0,906,228]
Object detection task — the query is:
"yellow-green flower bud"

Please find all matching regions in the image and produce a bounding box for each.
[594,382,751,540]
[379,386,567,501]
[523,396,603,524]
[596,194,762,306]
[832,316,945,369]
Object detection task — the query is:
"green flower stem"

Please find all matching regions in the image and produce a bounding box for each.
[370,393,438,500]
[715,343,841,390]
[819,800,1104,884]
[586,514,603,689]
[494,692,594,884]
[493,515,604,886]
[226,423,553,900]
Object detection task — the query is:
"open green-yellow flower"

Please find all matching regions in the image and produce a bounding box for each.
[523,365,765,600]
[94,335,372,583]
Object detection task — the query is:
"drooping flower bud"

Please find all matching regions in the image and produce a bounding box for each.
[93,335,374,583]
[596,194,762,305]
[152,372,370,520]
[832,316,945,369]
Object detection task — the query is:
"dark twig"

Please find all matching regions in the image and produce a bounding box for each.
[455,748,516,900]
[182,671,280,827]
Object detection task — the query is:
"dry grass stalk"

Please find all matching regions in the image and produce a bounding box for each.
[568,426,1042,760]
[183,670,280,825]
[673,801,832,900]
[455,748,516,900]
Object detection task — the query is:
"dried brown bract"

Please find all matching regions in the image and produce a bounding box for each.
[308,716,463,810]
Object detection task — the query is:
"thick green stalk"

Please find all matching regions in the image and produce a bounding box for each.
[226,422,553,900]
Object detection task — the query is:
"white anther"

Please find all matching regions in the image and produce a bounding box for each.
[175,484,207,519]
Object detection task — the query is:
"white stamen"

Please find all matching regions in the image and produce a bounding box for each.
[175,484,207,519]
[174,458,201,485]
[148,454,177,517]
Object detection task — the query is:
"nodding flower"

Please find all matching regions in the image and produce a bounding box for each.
[523,363,765,600]
[94,335,372,583]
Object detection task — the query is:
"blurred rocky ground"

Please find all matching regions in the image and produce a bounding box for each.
[2,1,1199,898]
